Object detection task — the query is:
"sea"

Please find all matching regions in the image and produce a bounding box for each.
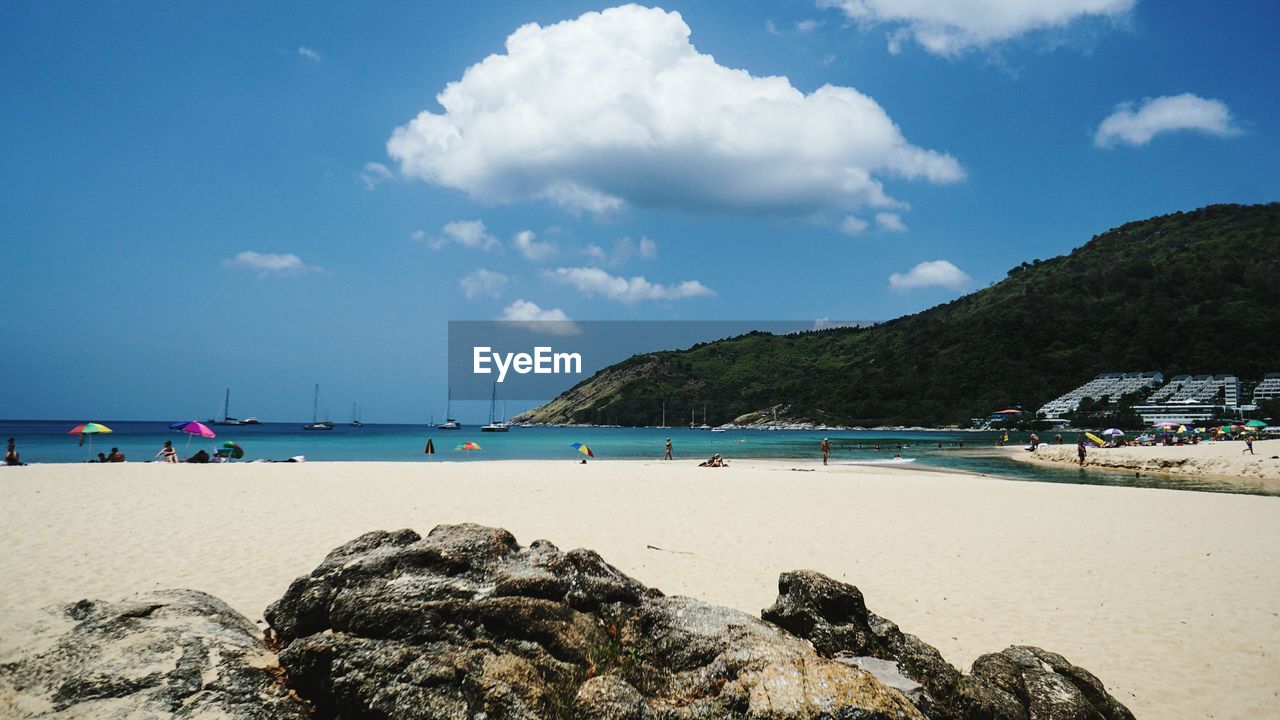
[2,420,1272,496]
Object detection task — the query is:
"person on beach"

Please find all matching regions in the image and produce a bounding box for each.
[186,449,210,464]
[1243,436,1254,455]
[1054,433,1063,444]
[6,438,21,466]
[821,438,830,465]
[156,440,177,463]
[106,447,125,462]
[664,438,672,460]
[1028,433,1040,451]
[1077,437,1087,466]
[96,452,107,463]
[699,454,726,467]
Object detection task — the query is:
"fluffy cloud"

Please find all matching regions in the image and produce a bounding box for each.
[499,299,573,322]
[360,161,392,190]
[875,212,907,232]
[548,267,713,303]
[418,220,498,250]
[387,5,962,216]
[888,259,970,290]
[840,215,869,235]
[297,46,321,62]
[819,0,1133,56]
[512,230,556,261]
[223,251,320,277]
[1094,93,1241,148]
[459,268,508,299]
[583,236,657,267]
[498,299,581,335]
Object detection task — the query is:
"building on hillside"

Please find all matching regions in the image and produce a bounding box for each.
[1133,374,1242,425]
[1038,372,1164,420]
[1252,373,1280,404]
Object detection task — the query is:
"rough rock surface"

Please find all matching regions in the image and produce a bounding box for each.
[762,570,1135,720]
[0,589,309,719]
[265,523,926,719]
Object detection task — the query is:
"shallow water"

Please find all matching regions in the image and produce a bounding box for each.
[3,420,1273,496]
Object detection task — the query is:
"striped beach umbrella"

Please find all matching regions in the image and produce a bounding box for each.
[68,422,112,450]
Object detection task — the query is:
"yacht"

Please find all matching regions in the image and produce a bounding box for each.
[480,383,509,432]
[437,390,461,430]
[350,403,364,427]
[303,384,334,431]
[209,388,242,426]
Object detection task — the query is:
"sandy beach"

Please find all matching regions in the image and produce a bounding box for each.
[2,459,1278,718]
[1016,437,1280,483]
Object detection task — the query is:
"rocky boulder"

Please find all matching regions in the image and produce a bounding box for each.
[265,523,926,719]
[763,570,1134,720]
[0,589,309,719]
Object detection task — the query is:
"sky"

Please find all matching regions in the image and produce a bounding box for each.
[2,1,1277,423]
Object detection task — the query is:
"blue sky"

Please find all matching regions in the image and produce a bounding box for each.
[2,1,1277,423]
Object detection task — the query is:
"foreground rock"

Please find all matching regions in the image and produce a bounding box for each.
[0,589,309,719]
[764,570,1135,720]
[265,524,926,719]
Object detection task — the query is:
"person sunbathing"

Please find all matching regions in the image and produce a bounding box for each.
[698,454,727,467]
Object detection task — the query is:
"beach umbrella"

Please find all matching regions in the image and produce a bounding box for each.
[171,420,215,451]
[1136,434,1153,443]
[455,441,482,451]
[994,409,1022,414]
[1101,428,1124,437]
[570,442,594,458]
[1244,420,1267,429]
[68,422,112,451]
[1176,425,1188,433]
[425,437,435,455]
[221,441,244,460]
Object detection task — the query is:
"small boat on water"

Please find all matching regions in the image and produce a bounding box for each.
[437,390,461,430]
[303,384,334,431]
[481,383,509,432]
[209,388,243,426]
[350,403,364,427]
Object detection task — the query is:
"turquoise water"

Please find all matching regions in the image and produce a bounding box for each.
[3,420,1273,496]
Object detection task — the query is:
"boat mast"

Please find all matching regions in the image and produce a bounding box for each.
[313,384,319,424]
[224,388,231,422]
[489,382,497,424]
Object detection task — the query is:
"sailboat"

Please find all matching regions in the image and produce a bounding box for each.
[481,382,509,432]
[303,384,334,431]
[437,390,461,430]
[657,400,668,429]
[350,402,364,427]
[698,403,711,430]
[209,388,242,426]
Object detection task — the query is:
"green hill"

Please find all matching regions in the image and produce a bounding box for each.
[519,203,1280,427]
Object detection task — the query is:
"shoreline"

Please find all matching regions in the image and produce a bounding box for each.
[1005,438,1280,484]
[2,459,1278,717]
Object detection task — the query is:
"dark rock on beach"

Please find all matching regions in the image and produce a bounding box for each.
[265,523,926,719]
[0,525,1135,720]
[763,570,1135,720]
[0,588,309,719]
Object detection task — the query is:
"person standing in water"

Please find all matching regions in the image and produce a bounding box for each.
[1077,436,1087,466]
[821,437,830,466]
[664,437,672,460]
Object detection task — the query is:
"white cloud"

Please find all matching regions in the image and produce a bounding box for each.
[580,236,658,267]
[840,215,869,235]
[766,19,781,35]
[818,0,1133,56]
[386,5,962,217]
[548,266,713,303]
[1093,93,1241,148]
[498,299,582,335]
[360,161,392,190]
[796,19,823,33]
[889,259,970,290]
[298,46,321,62]
[223,251,321,277]
[459,268,508,300]
[512,230,556,261]
[875,211,907,232]
[420,220,498,251]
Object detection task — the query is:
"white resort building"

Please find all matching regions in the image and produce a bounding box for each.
[1040,371,1277,425]
[1037,372,1164,420]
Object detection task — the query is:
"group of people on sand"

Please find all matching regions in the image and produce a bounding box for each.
[92,448,126,462]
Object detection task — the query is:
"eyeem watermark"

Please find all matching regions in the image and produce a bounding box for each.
[448,320,873,400]
[473,346,582,383]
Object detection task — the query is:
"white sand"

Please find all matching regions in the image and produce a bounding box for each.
[2,459,1278,718]
[1020,437,1280,483]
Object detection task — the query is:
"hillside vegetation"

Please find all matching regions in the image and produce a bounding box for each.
[518,204,1280,427]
